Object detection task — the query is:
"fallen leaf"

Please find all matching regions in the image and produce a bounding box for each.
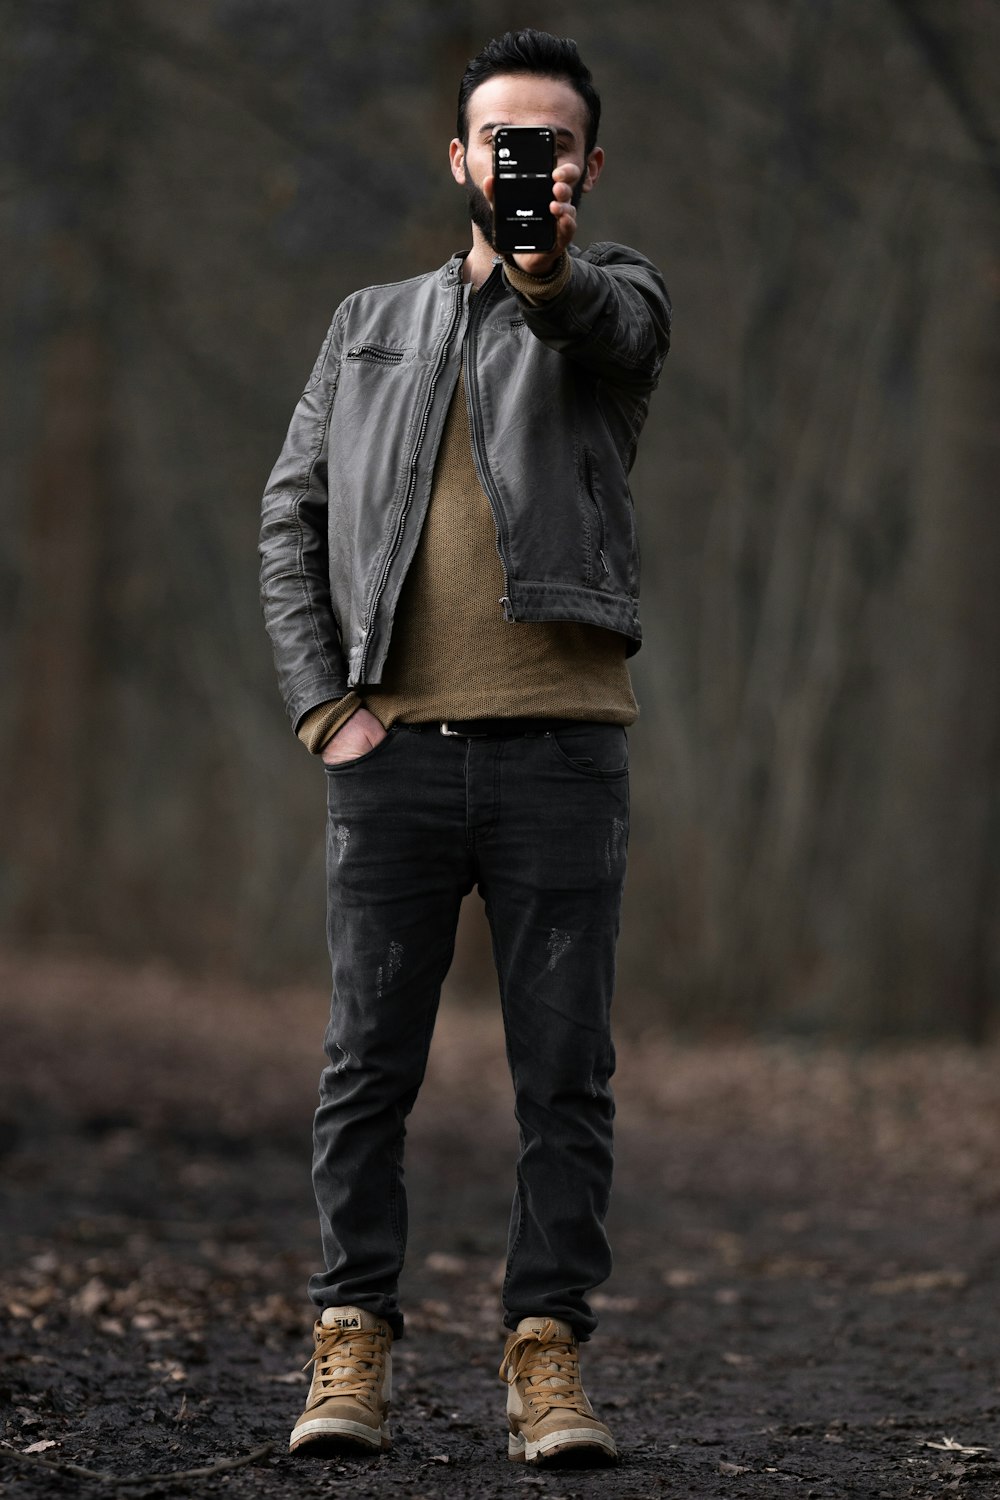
[590,1293,639,1311]
[871,1270,967,1295]
[719,1459,749,1474]
[22,1286,57,1311]
[424,1252,467,1275]
[23,1440,59,1454]
[663,1268,702,1288]
[72,1276,109,1317]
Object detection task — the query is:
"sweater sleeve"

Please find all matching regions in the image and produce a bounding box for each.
[502,253,572,305]
[296,692,364,753]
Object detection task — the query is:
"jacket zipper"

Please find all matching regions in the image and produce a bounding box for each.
[346,343,405,365]
[583,448,610,578]
[464,262,515,620]
[356,285,465,678]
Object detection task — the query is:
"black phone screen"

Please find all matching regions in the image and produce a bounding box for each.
[492,127,556,254]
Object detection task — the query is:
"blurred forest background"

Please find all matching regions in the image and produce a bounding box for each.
[2,0,998,1038]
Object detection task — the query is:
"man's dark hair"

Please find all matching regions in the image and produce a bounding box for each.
[457,29,601,156]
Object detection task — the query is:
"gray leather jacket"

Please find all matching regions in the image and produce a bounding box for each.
[259,242,671,731]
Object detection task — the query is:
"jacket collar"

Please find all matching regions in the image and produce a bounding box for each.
[440,251,468,285]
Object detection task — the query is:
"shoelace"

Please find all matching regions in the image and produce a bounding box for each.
[304,1327,387,1413]
[499,1320,588,1414]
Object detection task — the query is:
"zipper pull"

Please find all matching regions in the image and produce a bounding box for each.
[499,596,514,622]
[599,550,610,576]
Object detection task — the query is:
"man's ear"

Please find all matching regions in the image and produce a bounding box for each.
[449,138,467,186]
[581,146,605,194]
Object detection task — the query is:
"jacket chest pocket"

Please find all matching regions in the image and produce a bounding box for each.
[336,343,413,435]
[344,343,407,366]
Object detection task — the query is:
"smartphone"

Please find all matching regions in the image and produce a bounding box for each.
[492,126,556,255]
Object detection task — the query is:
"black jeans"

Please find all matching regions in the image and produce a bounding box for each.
[308,721,629,1340]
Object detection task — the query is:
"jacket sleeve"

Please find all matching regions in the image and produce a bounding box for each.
[259,316,351,732]
[505,242,671,393]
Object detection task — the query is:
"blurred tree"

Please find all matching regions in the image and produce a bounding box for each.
[3,0,125,935]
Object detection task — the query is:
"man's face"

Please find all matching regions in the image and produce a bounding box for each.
[450,73,602,249]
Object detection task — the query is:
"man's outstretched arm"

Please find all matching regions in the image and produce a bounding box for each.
[485,159,671,391]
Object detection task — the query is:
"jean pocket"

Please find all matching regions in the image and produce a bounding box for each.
[547,725,628,778]
[322,726,397,774]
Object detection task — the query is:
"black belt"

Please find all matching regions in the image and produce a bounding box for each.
[400,718,574,739]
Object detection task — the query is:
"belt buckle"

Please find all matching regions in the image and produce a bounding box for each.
[440,721,458,737]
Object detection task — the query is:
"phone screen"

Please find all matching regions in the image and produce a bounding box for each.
[492,127,556,254]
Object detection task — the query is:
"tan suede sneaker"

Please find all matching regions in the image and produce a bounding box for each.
[499,1316,617,1466]
[289,1305,392,1455]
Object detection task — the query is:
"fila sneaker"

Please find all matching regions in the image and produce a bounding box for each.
[499,1316,617,1466]
[289,1305,392,1455]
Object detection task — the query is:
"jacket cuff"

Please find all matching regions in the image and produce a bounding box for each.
[297,692,363,753]
[502,253,572,305]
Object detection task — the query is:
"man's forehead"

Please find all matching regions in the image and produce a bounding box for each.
[465,73,588,140]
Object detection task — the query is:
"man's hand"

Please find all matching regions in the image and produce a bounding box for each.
[321,706,387,766]
[484,161,581,278]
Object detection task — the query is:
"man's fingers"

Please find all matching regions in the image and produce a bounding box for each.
[483,171,495,205]
[552,202,577,239]
[321,707,387,765]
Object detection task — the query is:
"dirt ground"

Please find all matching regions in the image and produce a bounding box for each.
[1,951,999,1499]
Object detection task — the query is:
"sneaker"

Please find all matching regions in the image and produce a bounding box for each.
[289,1305,392,1455]
[499,1316,617,1466]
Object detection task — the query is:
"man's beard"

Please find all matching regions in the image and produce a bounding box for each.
[465,178,497,248]
[465,171,584,250]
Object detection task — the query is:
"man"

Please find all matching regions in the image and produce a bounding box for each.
[259,28,670,1468]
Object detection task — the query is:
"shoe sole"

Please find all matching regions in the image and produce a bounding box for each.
[289,1417,391,1456]
[508,1428,618,1466]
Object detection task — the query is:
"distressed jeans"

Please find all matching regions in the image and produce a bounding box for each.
[308,721,629,1340]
